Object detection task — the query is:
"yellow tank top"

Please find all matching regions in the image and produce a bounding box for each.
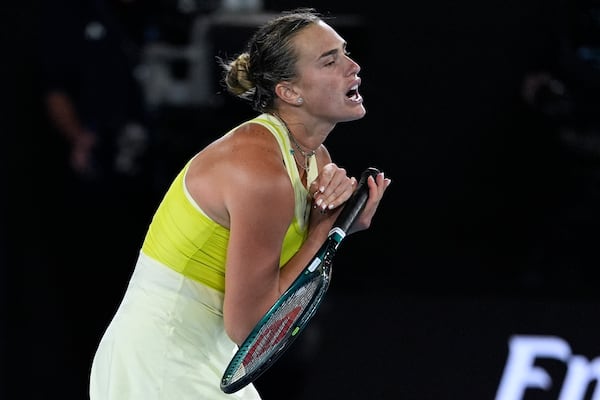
[141,113,318,292]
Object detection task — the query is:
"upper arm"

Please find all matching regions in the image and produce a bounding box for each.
[219,125,296,342]
[224,157,294,286]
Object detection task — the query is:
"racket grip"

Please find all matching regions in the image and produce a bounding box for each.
[333,167,380,233]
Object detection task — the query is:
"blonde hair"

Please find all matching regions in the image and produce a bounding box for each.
[218,8,323,113]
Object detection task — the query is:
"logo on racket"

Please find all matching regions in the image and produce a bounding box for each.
[242,306,302,365]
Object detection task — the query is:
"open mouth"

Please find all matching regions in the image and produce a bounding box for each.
[346,85,361,102]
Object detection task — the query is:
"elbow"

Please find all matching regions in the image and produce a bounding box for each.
[224,318,249,346]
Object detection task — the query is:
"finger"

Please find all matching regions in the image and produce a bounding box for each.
[309,180,322,199]
[316,164,338,192]
[311,165,340,204]
[321,178,356,211]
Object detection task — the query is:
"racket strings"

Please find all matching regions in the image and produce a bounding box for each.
[227,276,323,383]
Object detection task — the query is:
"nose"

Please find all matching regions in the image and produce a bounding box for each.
[346,55,360,76]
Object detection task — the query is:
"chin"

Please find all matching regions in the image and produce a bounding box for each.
[349,106,366,121]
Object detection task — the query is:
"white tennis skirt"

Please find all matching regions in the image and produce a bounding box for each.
[89,251,262,400]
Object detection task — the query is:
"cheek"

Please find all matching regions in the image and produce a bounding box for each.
[305,81,338,103]
[299,72,340,105]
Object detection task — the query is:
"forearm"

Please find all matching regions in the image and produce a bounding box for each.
[45,91,87,142]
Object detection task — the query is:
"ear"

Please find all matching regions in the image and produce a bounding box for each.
[275,82,302,106]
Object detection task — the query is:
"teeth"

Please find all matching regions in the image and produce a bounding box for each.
[349,92,360,102]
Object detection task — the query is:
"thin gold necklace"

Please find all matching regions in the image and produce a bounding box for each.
[273,113,316,171]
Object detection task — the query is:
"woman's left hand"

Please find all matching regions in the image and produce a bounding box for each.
[348,171,392,234]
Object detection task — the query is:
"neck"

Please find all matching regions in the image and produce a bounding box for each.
[272,112,317,156]
[271,112,316,172]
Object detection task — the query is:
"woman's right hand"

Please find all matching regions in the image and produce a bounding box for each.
[309,163,357,213]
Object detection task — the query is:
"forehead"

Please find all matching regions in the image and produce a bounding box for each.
[292,20,345,61]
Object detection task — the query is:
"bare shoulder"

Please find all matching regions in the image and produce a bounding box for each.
[185,122,294,227]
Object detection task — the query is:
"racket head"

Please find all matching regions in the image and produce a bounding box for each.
[220,240,336,394]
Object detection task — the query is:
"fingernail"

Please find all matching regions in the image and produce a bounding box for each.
[316,199,323,207]
[319,186,325,193]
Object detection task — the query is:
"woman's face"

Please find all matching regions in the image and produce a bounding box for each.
[290,21,366,124]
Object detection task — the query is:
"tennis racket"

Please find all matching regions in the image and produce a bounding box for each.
[220,166,380,394]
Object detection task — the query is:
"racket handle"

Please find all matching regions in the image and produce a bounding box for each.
[333,167,380,233]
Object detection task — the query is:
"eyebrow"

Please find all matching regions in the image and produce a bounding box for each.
[320,49,338,59]
[318,42,347,60]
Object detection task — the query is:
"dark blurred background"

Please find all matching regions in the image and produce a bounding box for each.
[2,0,600,399]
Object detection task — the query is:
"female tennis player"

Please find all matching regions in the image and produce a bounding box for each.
[89,8,391,400]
